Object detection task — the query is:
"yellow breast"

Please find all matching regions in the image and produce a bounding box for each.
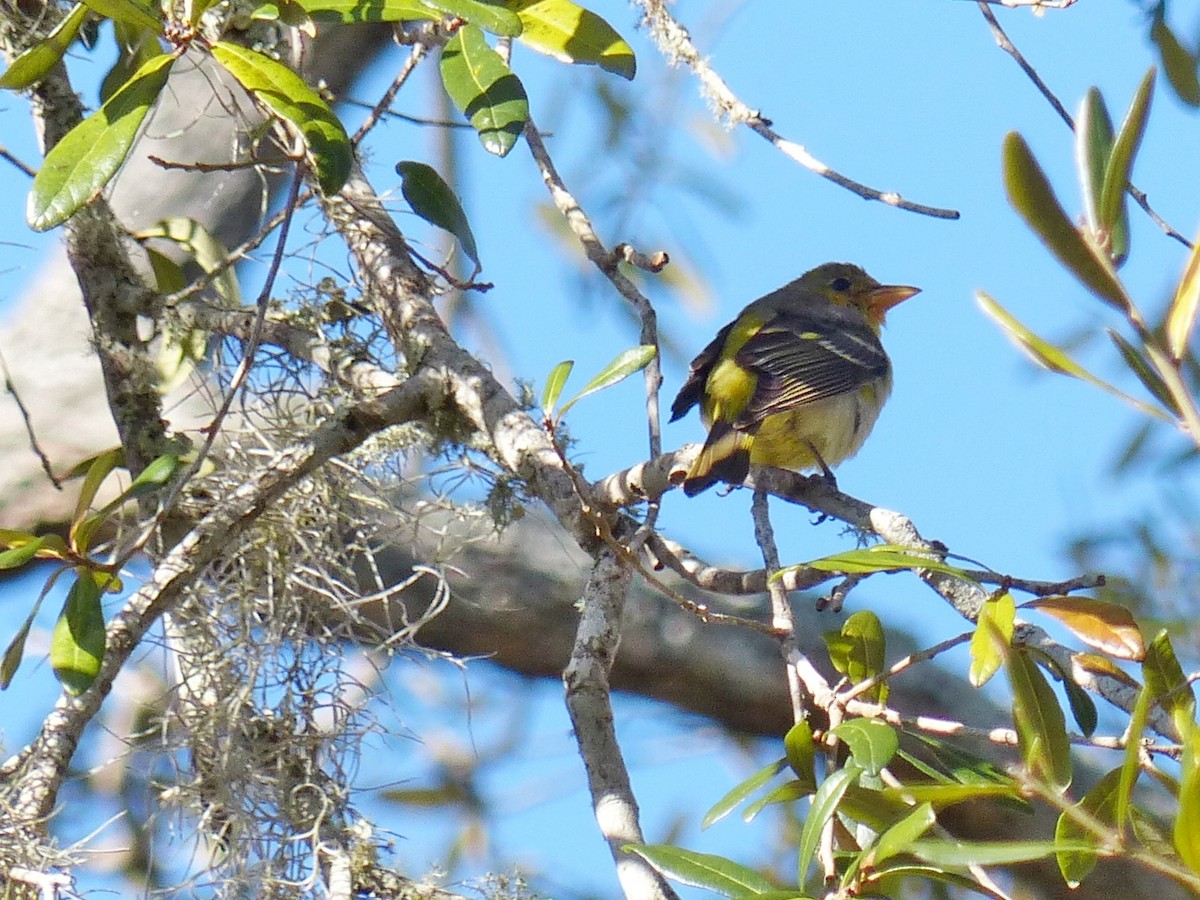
[748,375,892,471]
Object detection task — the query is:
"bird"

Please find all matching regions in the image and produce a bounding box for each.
[670,262,920,496]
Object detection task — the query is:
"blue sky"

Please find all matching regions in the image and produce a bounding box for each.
[2,0,1199,895]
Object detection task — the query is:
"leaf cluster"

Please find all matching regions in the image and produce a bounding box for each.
[631,586,1200,896]
[0,450,178,694]
[2,0,637,240]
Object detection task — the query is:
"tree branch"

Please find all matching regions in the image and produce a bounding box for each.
[635,0,960,219]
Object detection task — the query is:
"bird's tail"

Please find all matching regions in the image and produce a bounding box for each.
[683,422,754,496]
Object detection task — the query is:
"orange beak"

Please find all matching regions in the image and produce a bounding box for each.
[865,283,920,325]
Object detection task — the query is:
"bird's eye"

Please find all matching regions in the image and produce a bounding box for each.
[831,277,852,292]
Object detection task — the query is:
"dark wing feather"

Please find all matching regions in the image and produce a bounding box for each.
[669,319,736,422]
[732,308,888,428]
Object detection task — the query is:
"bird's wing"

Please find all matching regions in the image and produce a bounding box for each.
[732,310,889,427]
[669,320,735,422]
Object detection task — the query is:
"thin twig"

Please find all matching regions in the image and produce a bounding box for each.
[838,631,973,705]
[523,117,667,541]
[636,0,960,220]
[977,2,1072,125]
[178,160,307,464]
[751,486,809,724]
[959,568,1105,596]
[976,0,1192,248]
[111,160,308,573]
[341,99,475,130]
[352,42,428,146]
[523,120,666,456]
[162,190,313,310]
[0,144,36,178]
[0,345,62,490]
[973,0,1078,8]
[147,155,288,174]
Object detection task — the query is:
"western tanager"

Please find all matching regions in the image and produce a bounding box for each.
[670,262,920,496]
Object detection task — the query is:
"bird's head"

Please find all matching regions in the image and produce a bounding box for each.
[800,262,920,328]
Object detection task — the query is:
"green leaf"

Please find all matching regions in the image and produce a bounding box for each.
[97,453,178,517]
[743,779,815,823]
[395,161,480,270]
[427,0,522,36]
[978,293,1168,420]
[185,0,224,23]
[1176,723,1200,873]
[52,572,107,695]
[135,217,241,306]
[0,529,69,559]
[288,0,440,22]
[0,535,47,571]
[1074,87,1113,249]
[1144,629,1196,738]
[74,454,179,553]
[1024,595,1145,661]
[823,611,887,702]
[509,0,635,79]
[210,41,351,194]
[1,568,69,689]
[79,0,162,32]
[100,23,162,103]
[969,592,1013,687]
[245,0,311,24]
[1107,328,1178,415]
[557,345,656,416]
[977,292,1095,379]
[796,544,966,579]
[63,447,122,480]
[784,719,816,784]
[144,247,186,293]
[70,447,123,534]
[904,736,1029,811]
[1099,68,1154,266]
[1166,230,1200,362]
[541,360,574,418]
[702,756,787,829]
[1002,131,1131,310]
[1022,644,1099,738]
[27,51,175,231]
[439,24,529,156]
[1056,767,1122,887]
[834,783,912,832]
[1151,11,1200,107]
[798,762,859,884]
[1060,667,1099,738]
[830,719,898,777]
[1,612,37,690]
[908,838,1096,868]
[881,782,1023,808]
[871,802,937,866]
[1008,647,1072,791]
[622,843,777,896]
[127,453,180,495]
[0,3,90,90]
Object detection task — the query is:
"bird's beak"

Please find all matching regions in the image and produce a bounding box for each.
[866,284,920,322]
